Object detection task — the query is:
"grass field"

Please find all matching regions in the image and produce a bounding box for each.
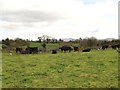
[30,42,79,50]
[2,49,118,88]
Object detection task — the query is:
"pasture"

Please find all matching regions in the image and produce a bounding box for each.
[2,49,118,88]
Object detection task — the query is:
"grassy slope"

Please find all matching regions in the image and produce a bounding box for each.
[2,49,118,88]
[30,42,79,49]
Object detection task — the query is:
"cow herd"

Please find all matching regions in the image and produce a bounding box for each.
[16,46,77,54]
[101,44,120,50]
[111,44,120,50]
[16,47,39,54]
[59,46,73,52]
[14,44,120,55]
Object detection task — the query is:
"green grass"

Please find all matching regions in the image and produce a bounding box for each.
[0,49,1,88]
[2,49,118,88]
[30,42,40,47]
[30,42,79,50]
[30,42,60,51]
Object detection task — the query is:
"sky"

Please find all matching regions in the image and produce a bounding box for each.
[0,0,118,40]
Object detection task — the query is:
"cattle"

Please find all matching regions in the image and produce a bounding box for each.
[59,46,73,52]
[16,48,22,53]
[73,46,79,52]
[82,48,91,52]
[38,49,42,53]
[51,50,57,54]
[16,47,39,54]
[26,47,38,54]
[21,50,27,54]
[102,45,109,50]
[111,44,120,50]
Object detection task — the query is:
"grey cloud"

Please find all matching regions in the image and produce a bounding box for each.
[1,10,61,23]
[0,10,62,29]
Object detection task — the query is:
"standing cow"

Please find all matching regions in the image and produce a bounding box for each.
[26,47,38,54]
[111,44,120,50]
[101,45,109,50]
[73,46,79,52]
[16,48,22,53]
[59,46,73,52]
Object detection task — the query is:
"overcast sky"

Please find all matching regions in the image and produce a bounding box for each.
[0,0,118,40]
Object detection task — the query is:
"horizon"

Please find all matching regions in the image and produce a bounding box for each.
[0,0,118,40]
[0,36,118,41]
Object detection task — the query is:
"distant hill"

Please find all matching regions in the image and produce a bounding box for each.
[99,38,116,41]
[61,38,75,42]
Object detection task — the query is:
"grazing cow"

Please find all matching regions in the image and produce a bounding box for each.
[102,45,109,50]
[111,44,120,50]
[26,47,38,54]
[73,46,79,52]
[59,46,73,52]
[16,48,22,53]
[51,50,57,54]
[82,48,91,52]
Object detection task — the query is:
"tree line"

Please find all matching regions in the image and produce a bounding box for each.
[1,35,120,52]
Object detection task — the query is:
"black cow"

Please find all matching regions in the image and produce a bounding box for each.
[102,45,109,50]
[59,46,73,52]
[21,49,27,54]
[82,48,91,52]
[51,50,57,54]
[74,46,79,52]
[26,47,38,54]
[16,48,22,53]
[111,44,120,50]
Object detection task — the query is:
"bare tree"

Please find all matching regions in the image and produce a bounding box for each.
[38,35,54,43]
